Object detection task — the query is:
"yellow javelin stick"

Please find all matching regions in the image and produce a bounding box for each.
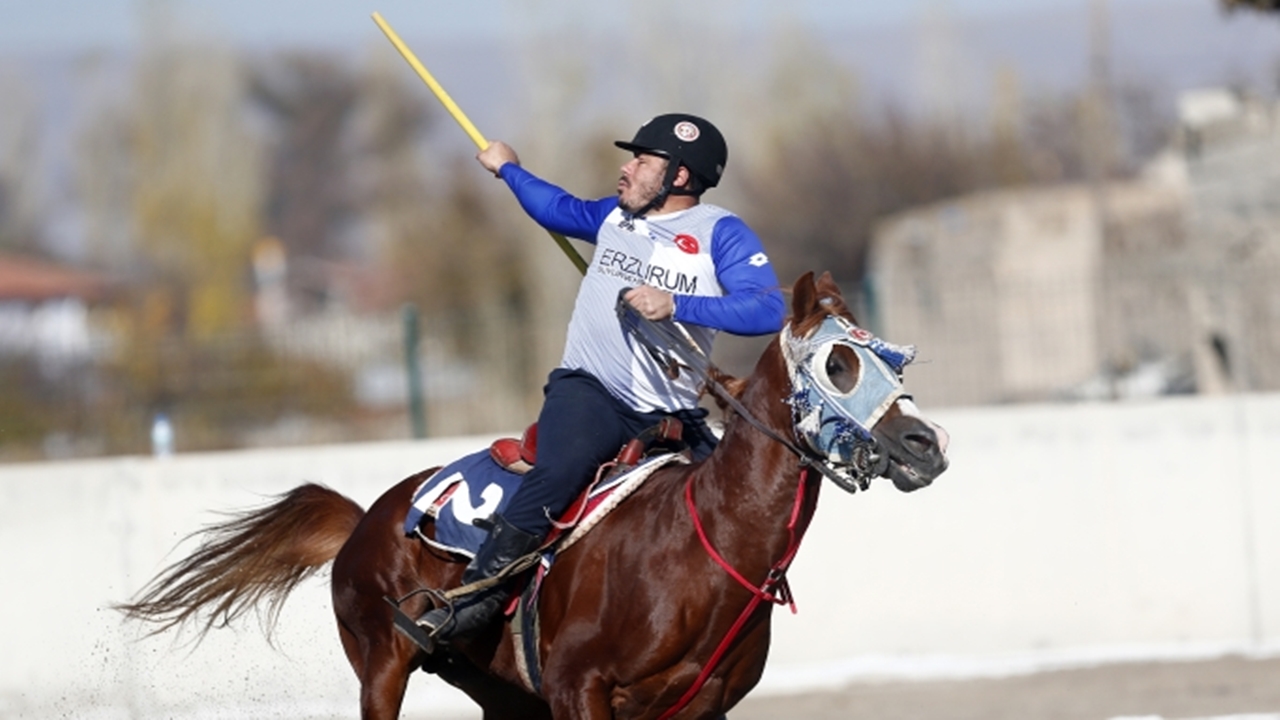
[371,12,589,276]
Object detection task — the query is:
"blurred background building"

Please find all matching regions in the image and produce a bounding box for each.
[872,85,1280,406]
[2,0,1280,460]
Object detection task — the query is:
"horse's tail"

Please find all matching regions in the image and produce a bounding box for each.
[117,483,365,642]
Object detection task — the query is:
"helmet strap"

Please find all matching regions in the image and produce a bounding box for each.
[633,160,705,218]
[666,162,702,197]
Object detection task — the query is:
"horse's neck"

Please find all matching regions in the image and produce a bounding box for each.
[692,345,822,564]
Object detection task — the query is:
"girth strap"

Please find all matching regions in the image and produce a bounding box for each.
[511,569,545,694]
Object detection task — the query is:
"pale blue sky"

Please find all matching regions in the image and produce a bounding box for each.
[1,0,1073,54]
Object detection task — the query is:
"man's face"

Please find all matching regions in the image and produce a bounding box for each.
[617,152,668,214]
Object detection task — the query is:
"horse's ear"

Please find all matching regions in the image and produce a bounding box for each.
[816,271,841,301]
[815,271,858,322]
[791,271,818,322]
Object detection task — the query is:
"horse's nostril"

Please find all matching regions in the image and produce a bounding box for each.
[904,431,937,457]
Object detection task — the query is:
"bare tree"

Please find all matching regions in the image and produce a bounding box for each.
[249,53,358,260]
[248,53,361,311]
[0,68,44,253]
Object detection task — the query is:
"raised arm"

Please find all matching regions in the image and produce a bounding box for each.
[478,141,616,242]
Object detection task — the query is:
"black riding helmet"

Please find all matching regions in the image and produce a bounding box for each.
[615,113,728,215]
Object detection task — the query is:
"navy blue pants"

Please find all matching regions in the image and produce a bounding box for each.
[501,369,719,537]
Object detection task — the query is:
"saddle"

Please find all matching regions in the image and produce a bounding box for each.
[404,417,693,559]
[487,424,539,474]
[488,417,687,477]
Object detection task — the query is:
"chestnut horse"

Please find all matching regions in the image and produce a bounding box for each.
[120,271,949,719]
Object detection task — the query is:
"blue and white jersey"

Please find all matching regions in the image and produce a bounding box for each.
[501,163,785,412]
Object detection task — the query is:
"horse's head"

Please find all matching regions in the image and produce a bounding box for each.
[782,271,949,493]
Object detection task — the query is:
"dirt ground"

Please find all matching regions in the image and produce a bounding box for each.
[729,656,1280,720]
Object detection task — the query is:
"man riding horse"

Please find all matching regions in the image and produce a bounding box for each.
[415,114,787,642]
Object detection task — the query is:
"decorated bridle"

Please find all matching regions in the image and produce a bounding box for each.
[617,291,917,492]
[780,311,917,490]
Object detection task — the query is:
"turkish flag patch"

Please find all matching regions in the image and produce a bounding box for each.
[673,234,700,254]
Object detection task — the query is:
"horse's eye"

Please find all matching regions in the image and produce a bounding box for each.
[824,347,858,394]
[825,355,842,376]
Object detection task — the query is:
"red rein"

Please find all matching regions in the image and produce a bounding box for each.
[657,467,810,720]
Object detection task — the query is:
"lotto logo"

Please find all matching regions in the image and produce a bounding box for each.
[748,252,769,267]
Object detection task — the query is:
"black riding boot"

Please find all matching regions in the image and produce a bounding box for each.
[416,514,543,641]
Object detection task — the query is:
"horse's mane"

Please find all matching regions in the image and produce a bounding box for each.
[704,365,747,413]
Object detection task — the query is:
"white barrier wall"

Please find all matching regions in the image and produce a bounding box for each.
[0,435,492,720]
[1,394,1278,718]
[764,392,1280,690]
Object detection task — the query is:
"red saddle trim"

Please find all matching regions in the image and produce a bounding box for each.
[490,423,538,474]
[489,418,683,476]
[519,423,538,464]
[542,461,614,543]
